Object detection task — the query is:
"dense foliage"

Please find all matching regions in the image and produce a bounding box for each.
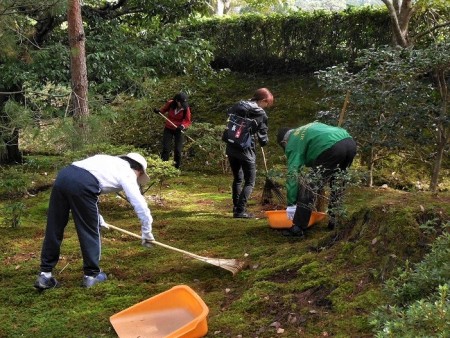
[0,3,449,335]
[371,230,450,337]
[316,41,450,191]
[0,0,214,162]
[185,8,391,73]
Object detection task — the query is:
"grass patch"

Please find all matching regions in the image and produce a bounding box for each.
[0,169,448,337]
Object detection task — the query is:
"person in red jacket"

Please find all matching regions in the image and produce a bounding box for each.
[154,92,192,169]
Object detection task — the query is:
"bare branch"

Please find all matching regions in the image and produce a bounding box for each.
[0,90,69,98]
[381,0,409,47]
[414,21,450,42]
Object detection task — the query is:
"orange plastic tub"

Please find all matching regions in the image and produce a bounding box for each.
[110,285,209,338]
[265,210,327,229]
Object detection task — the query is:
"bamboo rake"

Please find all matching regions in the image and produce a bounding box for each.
[157,112,207,151]
[261,147,285,205]
[105,223,246,275]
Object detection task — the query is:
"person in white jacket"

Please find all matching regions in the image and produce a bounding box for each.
[34,153,154,290]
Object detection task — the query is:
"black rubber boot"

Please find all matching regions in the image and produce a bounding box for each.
[281,225,305,237]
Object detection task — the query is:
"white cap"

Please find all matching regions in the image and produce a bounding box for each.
[125,152,150,186]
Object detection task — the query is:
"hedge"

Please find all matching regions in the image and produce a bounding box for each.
[184,7,391,73]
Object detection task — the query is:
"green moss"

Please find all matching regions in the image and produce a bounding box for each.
[1,73,448,337]
[328,282,356,312]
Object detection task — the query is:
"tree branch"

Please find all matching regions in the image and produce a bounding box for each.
[98,0,129,11]
[381,0,409,47]
[414,21,450,42]
[82,0,136,20]
[398,0,414,31]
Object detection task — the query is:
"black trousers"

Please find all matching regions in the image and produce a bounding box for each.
[228,155,256,214]
[40,165,102,276]
[293,138,357,230]
[161,127,184,169]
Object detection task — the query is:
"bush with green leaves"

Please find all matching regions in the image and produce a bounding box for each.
[0,166,30,199]
[371,230,450,337]
[144,155,180,192]
[2,201,26,228]
[372,284,449,338]
[316,41,450,192]
[186,8,390,73]
[180,122,229,173]
[383,228,450,304]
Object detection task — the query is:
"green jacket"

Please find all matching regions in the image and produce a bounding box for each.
[285,122,352,205]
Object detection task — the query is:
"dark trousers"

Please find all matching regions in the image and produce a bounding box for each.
[161,127,184,169]
[293,138,357,230]
[40,165,102,276]
[228,155,256,214]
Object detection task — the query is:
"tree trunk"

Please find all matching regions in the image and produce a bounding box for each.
[430,140,445,193]
[368,147,374,187]
[0,91,23,165]
[430,70,449,193]
[2,128,23,164]
[216,0,232,16]
[381,0,415,47]
[67,0,89,143]
[216,0,224,15]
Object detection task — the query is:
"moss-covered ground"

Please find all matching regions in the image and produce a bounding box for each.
[1,167,448,337]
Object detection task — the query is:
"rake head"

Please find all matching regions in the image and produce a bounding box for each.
[261,177,285,206]
[200,257,247,275]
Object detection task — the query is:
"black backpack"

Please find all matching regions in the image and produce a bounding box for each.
[222,113,258,150]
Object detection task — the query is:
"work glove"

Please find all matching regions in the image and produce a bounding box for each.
[176,125,185,132]
[142,231,155,248]
[99,215,110,231]
[286,205,297,220]
[153,108,161,114]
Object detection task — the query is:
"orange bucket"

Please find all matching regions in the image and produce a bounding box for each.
[265,210,327,229]
[110,285,209,338]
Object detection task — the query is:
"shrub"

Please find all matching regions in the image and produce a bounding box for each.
[371,230,450,337]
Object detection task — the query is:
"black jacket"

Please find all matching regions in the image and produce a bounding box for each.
[225,100,269,162]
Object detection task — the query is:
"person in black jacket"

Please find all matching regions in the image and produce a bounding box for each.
[223,88,274,218]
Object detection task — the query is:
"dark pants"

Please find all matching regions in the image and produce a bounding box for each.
[293,138,357,230]
[228,155,256,214]
[161,127,184,169]
[40,165,102,276]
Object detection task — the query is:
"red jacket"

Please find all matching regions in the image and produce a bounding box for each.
[160,100,192,130]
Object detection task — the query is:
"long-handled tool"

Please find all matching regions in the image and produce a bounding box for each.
[106,223,246,275]
[157,111,206,151]
[338,90,350,127]
[316,91,350,212]
[260,147,285,205]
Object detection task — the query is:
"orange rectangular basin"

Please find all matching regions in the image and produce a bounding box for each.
[110,285,209,338]
[265,210,327,229]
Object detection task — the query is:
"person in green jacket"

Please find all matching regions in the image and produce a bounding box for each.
[277,122,357,237]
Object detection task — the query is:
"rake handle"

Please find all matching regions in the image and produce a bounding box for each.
[105,223,205,260]
[338,90,350,127]
[260,146,268,173]
[157,111,206,151]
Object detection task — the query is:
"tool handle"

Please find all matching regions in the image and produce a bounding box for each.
[260,146,268,173]
[158,111,178,129]
[157,111,206,151]
[338,91,350,127]
[106,223,204,259]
